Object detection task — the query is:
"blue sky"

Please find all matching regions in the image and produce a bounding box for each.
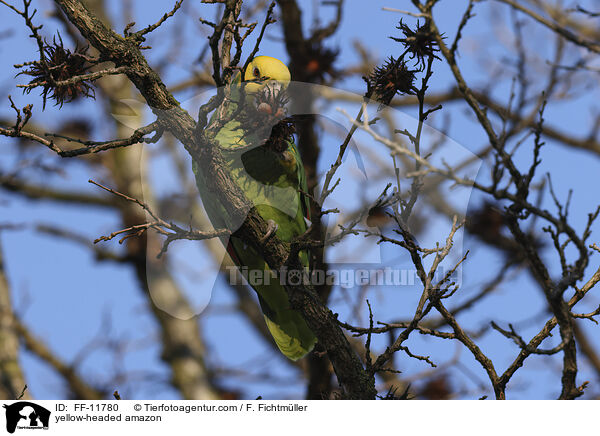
[1,0,599,399]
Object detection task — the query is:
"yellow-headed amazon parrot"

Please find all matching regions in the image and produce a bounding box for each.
[193,56,317,360]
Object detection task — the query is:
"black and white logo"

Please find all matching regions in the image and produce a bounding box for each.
[3,402,50,433]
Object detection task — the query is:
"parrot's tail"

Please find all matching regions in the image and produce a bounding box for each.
[260,298,317,361]
[227,237,317,360]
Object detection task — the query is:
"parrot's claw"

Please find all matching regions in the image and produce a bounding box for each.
[260,219,279,244]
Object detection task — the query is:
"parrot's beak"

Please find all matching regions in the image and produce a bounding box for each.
[256,81,286,118]
[264,80,282,98]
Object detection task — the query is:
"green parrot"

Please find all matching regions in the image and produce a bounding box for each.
[193,56,317,360]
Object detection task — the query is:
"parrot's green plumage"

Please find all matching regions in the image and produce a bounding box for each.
[193,56,317,360]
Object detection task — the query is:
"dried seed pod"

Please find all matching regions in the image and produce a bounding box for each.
[19,35,95,108]
[303,43,339,82]
[365,56,416,107]
[391,19,441,68]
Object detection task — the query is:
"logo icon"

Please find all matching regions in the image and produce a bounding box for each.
[3,402,50,433]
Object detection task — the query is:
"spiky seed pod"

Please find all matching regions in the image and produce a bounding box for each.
[391,20,441,68]
[20,36,95,109]
[303,43,339,82]
[263,118,296,154]
[365,56,416,107]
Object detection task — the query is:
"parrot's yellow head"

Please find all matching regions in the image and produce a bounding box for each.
[243,56,291,95]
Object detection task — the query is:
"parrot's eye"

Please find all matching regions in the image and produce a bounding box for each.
[253,67,260,78]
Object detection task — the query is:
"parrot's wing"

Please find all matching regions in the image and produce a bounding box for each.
[289,138,311,222]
